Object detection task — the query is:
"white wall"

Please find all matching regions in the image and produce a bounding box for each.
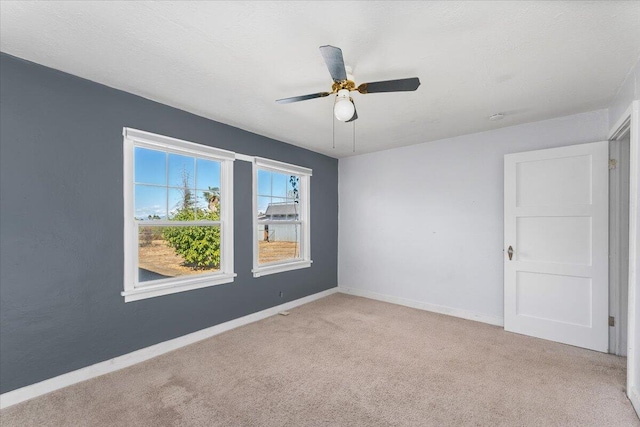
[339,110,609,324]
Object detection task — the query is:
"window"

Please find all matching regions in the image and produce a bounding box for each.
[122,128,235,302]
[252,157,312,277]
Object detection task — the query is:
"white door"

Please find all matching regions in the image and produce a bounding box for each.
[504,141,609,352]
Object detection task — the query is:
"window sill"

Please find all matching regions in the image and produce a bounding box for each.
[122,273,236,302]
[252,260,312,278]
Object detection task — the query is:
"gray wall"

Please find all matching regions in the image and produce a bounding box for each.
[0,53,338,394]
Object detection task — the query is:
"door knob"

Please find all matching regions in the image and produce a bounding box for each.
[507,245,514,261]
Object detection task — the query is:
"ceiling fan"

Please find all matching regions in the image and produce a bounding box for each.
[276,45,420,122]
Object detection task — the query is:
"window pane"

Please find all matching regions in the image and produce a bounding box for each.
[263,197,291,220]
[168,188,196,220]
[196,189,221,220]
[258,223,300,264]
[271,171,288,198]
[287,175,300,201]
[168,153,195,189]
[257,169,271,196]
[257,196,270,216]
[138,225,221,283]
[135,185,167,220]
[135,147,166,185]
[196,159,221,191]
[287,202,300,220]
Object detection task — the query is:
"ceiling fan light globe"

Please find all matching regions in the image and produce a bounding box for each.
[334,98,355,121]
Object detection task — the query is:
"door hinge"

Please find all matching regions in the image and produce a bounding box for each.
[609,316,615,327]
[609,159,617,170]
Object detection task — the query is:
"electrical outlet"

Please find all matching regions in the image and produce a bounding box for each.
[279,291,284,298]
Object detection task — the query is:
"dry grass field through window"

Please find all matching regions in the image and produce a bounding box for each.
[258,241,299,264]
[138,239,299,278]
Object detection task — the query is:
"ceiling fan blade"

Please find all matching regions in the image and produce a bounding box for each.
[346,104,358,122]
[319,45,347,82]
[276,92,331,104]
[357,77,420,94]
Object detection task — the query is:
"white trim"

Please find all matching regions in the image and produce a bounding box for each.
[608,104,633,141]
[235,153,254,162]
[608,101,639,413]
[122,273,237,303]
[123,133,135,293]
[252,158,259,275]
[133,220,222,226]
[252,260,313,278]
[626,101,639,404]
[338,286,504,327]
[254,156,313,176]
[122,128,236,302]
[630,387,640,419]
[252,158,312,278]
[0,287,339,409]
[220,151,235,286]
[123,128,235,161]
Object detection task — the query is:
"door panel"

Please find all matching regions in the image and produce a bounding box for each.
[504,141,609,352]
[516,216,592,265]
[516,155,592,206]
[516,272,592,327]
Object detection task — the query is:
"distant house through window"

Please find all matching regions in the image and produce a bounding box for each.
[253,158,312,277]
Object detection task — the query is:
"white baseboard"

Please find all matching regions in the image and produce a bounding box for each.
[630,387,640,419]
[0,287,338,410]
[338,286,504,327]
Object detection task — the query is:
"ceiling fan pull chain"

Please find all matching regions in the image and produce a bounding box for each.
[332,108,336,149]
[353,120,356,153]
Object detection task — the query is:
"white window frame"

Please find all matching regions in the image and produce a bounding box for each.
[122,128,236,302]
[252,157,312,277]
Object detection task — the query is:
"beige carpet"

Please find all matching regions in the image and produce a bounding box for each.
[2,293,638,426]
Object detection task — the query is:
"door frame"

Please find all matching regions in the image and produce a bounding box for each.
[609,136,630,356]
[608,100,639,413]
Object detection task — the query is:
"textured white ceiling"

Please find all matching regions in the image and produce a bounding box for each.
[1,1,639,158]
